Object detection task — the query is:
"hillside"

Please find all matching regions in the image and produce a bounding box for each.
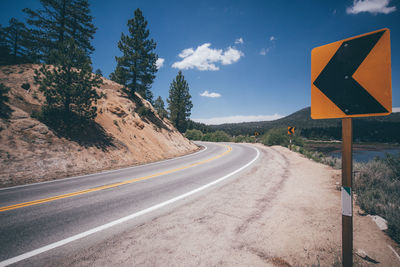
[0,64,198,187]
[211,107,400,142]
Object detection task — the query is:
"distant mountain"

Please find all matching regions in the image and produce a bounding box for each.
[210,107,334,136]
[211,107,400,142]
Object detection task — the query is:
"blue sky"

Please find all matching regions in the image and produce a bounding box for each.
[1,0,399,124]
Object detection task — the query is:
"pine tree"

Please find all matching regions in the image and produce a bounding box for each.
[109,65,128,85]
[167,71,193,133]
[110,8,157,104]
[23,0,96,62]
[34,38,103,124]
[68,0,96,54]
[95,68,102,76]
[154,96,167,119]
[1,18,33,65]
[0,25,12,65]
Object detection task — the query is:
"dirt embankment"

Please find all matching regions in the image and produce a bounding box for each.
[59,144,400,266]
[0,64,198,187]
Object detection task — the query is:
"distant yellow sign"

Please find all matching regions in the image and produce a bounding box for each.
[254,131,260,136]
[311,28,392,119]
[288,126,295,135]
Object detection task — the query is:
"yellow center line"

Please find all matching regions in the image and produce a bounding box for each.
[0,145,232,213]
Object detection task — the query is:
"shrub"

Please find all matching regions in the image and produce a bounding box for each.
[292,135,304,146]
[233,135,247,143]
[136,105,152,117]
[185,129,203,140]
[354,153,400,243]
[261,127,304,147]
[296,144,342,169]
[233,135,250,143]
[261,128,289,146]
[386,207,400,244]
[31,109,42,120]
[212,130,231,142]
[21,83,30,90]
[0,83,11,118]
[0,83,10,104]
[201,130,231,142]
[202,132,213,141]
[233,135,257,143]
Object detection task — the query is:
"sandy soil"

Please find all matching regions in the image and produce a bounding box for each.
[0,64,198,187]
[55,144,400,266]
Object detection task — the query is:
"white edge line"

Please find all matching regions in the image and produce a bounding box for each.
[388,245,400,262]
[0,145,260,267]
[0,143,207,191]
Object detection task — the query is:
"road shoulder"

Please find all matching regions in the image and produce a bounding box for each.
[56,144,400,266]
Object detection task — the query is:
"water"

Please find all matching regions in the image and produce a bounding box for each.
[329,148,400,163]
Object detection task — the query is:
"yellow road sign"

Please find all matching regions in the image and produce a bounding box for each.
[311,28,391,119]
[288,126,295,135]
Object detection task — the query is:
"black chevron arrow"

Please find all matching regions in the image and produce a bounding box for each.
[313,30,388,115]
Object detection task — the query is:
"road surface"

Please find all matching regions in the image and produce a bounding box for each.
[0,142,259,266]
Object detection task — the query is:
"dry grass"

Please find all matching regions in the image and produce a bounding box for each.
[354,153,400,243]
[293,141,400,244]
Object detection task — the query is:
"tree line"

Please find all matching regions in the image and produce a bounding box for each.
[207,107,400,143]
[1,0,193,133]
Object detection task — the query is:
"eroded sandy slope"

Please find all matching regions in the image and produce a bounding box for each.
[0,64,197,187]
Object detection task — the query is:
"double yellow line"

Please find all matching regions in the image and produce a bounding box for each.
[0,145,232,213]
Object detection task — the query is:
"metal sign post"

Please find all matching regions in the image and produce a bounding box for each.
[342,118,353,266]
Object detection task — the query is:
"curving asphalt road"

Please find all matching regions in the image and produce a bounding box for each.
[0,142,259,266]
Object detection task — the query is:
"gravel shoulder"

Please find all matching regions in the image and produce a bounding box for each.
[55,144,400,266]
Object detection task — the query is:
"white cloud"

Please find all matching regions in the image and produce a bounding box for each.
[192,114,283,125]
[221,47,242,65]
[200,90,221,98]
[393,107,400,112]
[235,37,244,44]
[172,43,244,71]
[270,36,276,41]
[156,58,165,69]
[179,48,194,58]
[259,48,269,56]
[347,0,396,14]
